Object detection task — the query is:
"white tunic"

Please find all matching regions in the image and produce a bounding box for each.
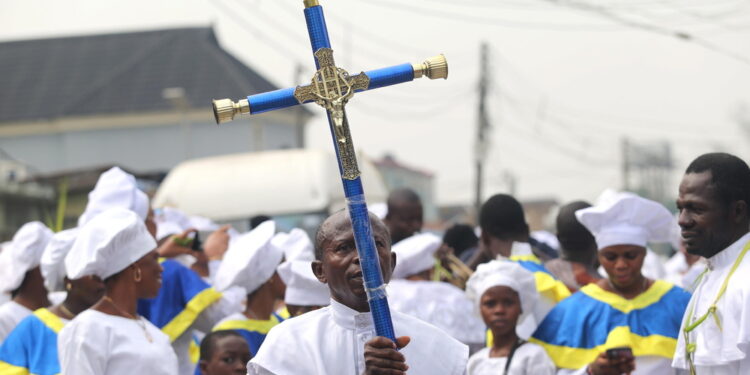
[387,279,486,345]
[673,232,750,375]
[58,309,178,375]
[0,300,32,344]
[247,299,468,375]
[467,344,556,375]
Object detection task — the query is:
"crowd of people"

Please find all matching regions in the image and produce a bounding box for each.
[0,151,748,375]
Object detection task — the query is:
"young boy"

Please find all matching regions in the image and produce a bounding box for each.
[199,330,251,375]
[466,261,555,375]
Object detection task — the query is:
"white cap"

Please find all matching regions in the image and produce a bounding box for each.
[369,202,388,220]
[277,260,330,306]
[391,233,442,279]
[66,208,157,280]
[40,228,79,292]
[465,260,538,325]
[0,222,54,293]
[576,192,674,250]
[154,207,220,241]
[274,228,314,262]
[214,221,282,294]
[78,167,149,226]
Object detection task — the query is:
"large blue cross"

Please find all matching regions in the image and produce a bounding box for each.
[212,0,448,342]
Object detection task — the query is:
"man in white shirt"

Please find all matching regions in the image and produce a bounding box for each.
[673,152,750,375]
[247,210,468,375]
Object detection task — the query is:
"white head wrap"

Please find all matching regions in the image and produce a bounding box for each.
[277,260,330,306]
[0,222,54,293]
[275,228,314,262]
[391,233,442,279]
[66,208,157,280]
[40,228,79,292]
[154,207,220,241]
[369,202,388,220]
[576,192,674,250]
[78,167,150,226]
[465,260,538,326]
[214,221,282,294]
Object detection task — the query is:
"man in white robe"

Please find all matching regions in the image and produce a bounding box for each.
[673,152,750,374]
[247,210,468,375]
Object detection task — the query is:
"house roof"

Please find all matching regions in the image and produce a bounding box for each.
[0,27,305,123]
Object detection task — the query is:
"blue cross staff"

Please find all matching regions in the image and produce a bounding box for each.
[212,0,448,342]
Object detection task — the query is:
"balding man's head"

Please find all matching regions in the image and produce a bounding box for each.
[312,210,395,312]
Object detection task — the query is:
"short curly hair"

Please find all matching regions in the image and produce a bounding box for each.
[479,194,529,240]
[685,153,750,209]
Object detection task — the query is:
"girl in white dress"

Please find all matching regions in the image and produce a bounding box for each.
[58,208,178,375]
[466,261,556,375]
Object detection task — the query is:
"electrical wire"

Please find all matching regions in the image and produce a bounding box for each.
[540,0,750,66]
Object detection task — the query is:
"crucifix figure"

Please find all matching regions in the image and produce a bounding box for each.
[211,0,447,342]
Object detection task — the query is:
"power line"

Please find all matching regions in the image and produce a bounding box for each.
[208,0,302,60]
[352,0,625,31]
[541,0,750,66]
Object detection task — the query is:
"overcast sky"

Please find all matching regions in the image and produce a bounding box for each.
[2,0,749,206]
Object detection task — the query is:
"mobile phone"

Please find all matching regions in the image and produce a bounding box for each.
[606,347,633,361]
[190,231,202,252]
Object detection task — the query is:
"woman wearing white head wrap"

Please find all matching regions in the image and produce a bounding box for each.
[274,228,329,318]
[0,221,53,344]
[212,221,286,356]
[0,228,104,375]
[465,261,555,375]
[57,208,178,375]
[530,193,692,375]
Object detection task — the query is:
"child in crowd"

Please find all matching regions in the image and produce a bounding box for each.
[466,261,556,375]
[199,330,251,375]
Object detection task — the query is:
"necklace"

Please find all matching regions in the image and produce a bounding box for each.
[103,296,153,343]
[606,276,649,298]
[58,303,75,319]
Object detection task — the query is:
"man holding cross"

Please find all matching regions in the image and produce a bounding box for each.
[246,210,468,375]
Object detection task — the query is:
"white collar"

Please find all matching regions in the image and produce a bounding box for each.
[329,299,374,331]
[707,232,750,270]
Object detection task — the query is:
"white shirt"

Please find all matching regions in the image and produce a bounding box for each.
[58,309,178,375]
[467,344,556,375]
[387,279,486,345]
[673,232,750,374]
[247,299,468,375]
[0,300,32,344]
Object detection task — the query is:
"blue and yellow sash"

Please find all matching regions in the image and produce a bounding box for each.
[530,280,691,369]
[138,259,222,342]
[0,308,65,375]
[510,254,571,303]
[213,312,284,356]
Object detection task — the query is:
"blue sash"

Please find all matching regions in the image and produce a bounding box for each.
[0,308,65,375]
[138,259,222,342]
[213,312,284,356]
[530,280,690,369]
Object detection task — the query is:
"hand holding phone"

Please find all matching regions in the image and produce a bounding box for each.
[606,347,633,361]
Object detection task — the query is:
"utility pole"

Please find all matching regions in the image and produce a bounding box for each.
[621,136,630,191]
[474,42,491,214]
